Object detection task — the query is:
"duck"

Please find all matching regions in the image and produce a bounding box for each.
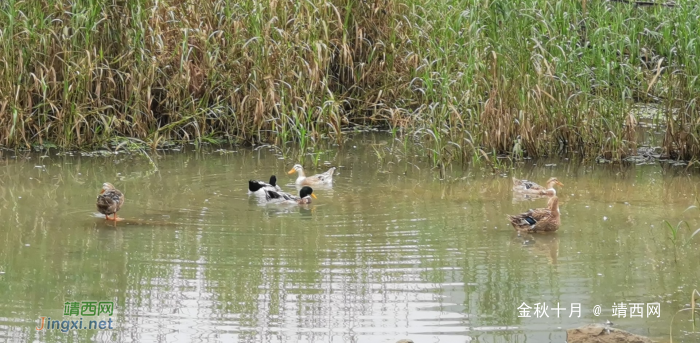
[249,181,317,205]
[512,176,564,196]
[287,164,336,186]
[506,195,561,233]
[96,182,125,221]
[248,175,282,196]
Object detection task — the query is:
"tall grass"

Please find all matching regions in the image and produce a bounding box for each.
[1,0,700,162]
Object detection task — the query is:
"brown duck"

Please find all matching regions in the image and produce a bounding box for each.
[506,195,560,233]
[512,176,564,196]
[96,182,125,221]
[288,164,336,186]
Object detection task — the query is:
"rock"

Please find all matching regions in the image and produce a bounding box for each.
[566,324,654,343]
[396,340,414,343]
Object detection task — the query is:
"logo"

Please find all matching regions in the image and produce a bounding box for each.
[36,301,116,333]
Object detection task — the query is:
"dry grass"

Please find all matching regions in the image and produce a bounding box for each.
[1,0,700,163]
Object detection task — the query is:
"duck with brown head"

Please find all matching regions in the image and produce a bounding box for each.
[96,182,125,221]
[512,176,564,196]
[506,195,561,233]
[288,164,336,186]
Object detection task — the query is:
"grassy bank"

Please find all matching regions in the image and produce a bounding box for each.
[1,0,699,162]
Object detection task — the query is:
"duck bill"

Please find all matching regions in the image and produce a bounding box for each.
[556,181,564,187]
[287,168,296,174]
[311,194,317,199]
[100,189,106,194]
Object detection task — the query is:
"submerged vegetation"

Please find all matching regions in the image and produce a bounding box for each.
[1,0,700,162]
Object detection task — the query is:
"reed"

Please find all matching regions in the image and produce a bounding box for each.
[668,288,699,343]
[1,0,700,162]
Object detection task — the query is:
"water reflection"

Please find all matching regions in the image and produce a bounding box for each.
[512,233,560,265]
[0,134,698,343]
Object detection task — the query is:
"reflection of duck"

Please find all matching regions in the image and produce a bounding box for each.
[261,204,315,217]
[249,181,317,205]
[288,164,336,186]
[248,176,282,196]
[512,176,563,195]
[506,195,560,232]
[96,182,125,221]
[515,233,560,264]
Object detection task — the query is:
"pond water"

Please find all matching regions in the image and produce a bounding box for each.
[0,133,698,343]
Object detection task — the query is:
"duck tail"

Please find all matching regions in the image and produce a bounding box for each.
[249,180,264,192]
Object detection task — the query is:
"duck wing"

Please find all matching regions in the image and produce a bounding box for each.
[508,208,552,226]
[265,190,298,202]
[521,180,542,190]
[307,167,336,183]
[97,190,124,213]
[512,177,545,192]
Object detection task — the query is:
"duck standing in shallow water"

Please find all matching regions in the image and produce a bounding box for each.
[512,176,564,196]
[248,175,283,196]
[287,164,336,186]
[506,195,561,233]
[96,182,125,221]
[249,181,317,205]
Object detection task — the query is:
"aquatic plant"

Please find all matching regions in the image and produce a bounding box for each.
[1,0,700,163]
[668,288,699,343]
[663,220,690,245]
[663,203,700,245]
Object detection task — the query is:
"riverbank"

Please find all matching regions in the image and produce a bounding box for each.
[1,0,699,162]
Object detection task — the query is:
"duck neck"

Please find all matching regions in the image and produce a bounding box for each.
[296,176,306,184]
[549,198,560,216]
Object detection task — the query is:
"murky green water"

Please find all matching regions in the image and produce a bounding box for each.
[0,133,698,343]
